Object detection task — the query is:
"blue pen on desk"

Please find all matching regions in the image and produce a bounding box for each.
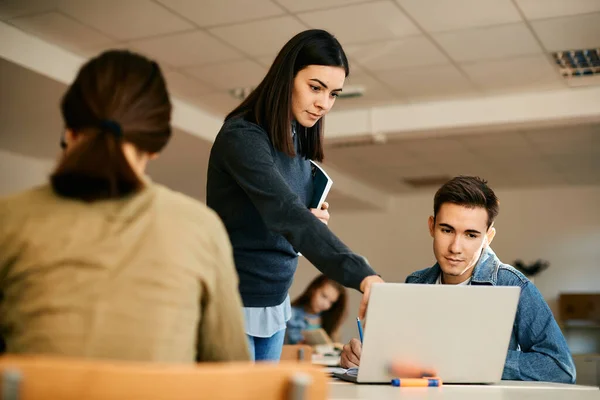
[356,317,364,343]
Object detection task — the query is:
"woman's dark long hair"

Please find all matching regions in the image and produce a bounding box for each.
[225,29,349,162]
[292,275,347,340]
[51,50,172,201]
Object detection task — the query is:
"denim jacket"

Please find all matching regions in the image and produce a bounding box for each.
[285,306,320,345]
[406,247,576,384]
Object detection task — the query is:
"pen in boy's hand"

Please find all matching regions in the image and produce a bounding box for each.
[356,317,364,343]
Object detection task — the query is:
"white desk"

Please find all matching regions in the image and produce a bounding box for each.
[328,379,600,399]
[312,354,340,367]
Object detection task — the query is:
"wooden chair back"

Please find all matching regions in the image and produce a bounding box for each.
[0,355,327,400]
[281,345,313,362]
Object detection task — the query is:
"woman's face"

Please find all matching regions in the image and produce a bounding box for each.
[291,65,346,128]
[310,283,340,314]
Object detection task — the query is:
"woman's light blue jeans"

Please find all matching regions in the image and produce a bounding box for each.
[246,329,286,361]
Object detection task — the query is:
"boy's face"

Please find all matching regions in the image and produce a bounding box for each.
[428,203,495,284]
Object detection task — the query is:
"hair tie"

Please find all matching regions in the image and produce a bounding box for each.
[99,120,122,138]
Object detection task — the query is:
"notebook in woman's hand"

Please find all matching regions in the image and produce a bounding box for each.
[309,160,333,209]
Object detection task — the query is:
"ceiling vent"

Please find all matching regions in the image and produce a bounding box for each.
[552,49,600,78]
[230,87,254,100]
[403,175,451,188]
[337,85,365,99]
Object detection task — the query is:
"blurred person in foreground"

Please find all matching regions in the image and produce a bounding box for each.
[0,50,248,363]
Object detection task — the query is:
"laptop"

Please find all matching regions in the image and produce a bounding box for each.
[334,283,520,384]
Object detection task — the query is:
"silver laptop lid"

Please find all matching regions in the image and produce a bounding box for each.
[358,283,520,383]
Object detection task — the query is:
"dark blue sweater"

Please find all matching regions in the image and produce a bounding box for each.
[206,117,376,307]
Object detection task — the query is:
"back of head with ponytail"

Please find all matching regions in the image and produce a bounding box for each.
[51,50,172,202]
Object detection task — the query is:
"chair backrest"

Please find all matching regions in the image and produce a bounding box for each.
[0,355,327,400]
[281,345,313,362]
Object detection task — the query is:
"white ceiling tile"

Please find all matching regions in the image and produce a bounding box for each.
[460,55,563,92]
[156,0,285,27]
[334,73,401,111]
[186,92,242,117]
[297,1,420,44]
[0,0,63,20]
[128,30,242,68]
[375,65,477,100]
[185,59,267,91]
[434,23,543,62]
[344,72,397,92]
[163,70,216,103]
[8,11,114,52]
[348,60,365,74]
[531,13,600,51]
[515,0,600,20]
[72,42,130,59]
[209,16,307,56]
[256,55,276,68]
[351,36,449,71]
[274,0,371,13]
[396,0,522,33]
[58,0,194,40]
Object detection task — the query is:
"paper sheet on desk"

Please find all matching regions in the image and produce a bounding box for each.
[327,367,358,377]
[325,367,348,375]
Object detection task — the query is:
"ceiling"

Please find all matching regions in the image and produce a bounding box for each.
[1,1,599,211]
[1,0,600,116]
[2,55,598,212]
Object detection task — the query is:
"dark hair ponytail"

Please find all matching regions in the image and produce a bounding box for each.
[51,50,172,202]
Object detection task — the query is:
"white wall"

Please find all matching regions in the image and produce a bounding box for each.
[0,149,53,196]
[291,185,600,351]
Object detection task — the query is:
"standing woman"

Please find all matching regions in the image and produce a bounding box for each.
[207,29,384,361]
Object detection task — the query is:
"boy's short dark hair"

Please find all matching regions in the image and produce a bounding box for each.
[433,176,499,229]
